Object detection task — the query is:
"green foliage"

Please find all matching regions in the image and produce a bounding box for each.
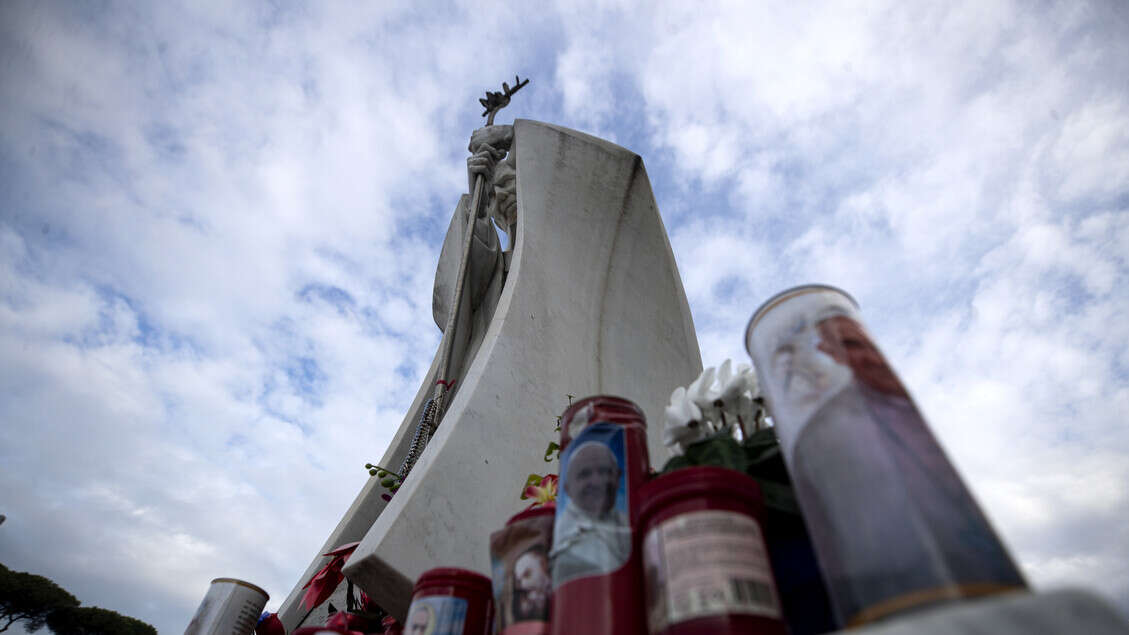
[45,606,156,635]
[545,395,572,459]
[519,473,542,499]
[659,453,694,473]
[741,427,790,482]
[365,463,402,495]
[515,395,570,504]
[659,427,782,475]
[660,434,749,474]
[659,428,800,514]
[0,563,78,633]
[1,564,155,635]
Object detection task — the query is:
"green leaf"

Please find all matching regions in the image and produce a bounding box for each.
[543,441,560,462]
[753,478,801,515]
[659,454,693,474]
[519,473,543,499]
[742,426,778,452]
[742,427,792,484]
[687,435,748,472]
[659,435,750,474]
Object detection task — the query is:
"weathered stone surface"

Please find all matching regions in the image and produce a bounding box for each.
[276,120,701,628]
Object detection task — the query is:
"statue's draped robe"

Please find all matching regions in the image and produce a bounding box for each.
[431,193,506,393]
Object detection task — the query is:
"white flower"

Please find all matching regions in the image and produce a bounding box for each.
[686,366,720,430]
[734,393,755,430]
[663,360,766,453]
[663,385,705,454]
[720,361,757,403]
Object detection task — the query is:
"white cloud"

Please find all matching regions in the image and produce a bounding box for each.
[559,0,1129,617]
[1,0,1127,631]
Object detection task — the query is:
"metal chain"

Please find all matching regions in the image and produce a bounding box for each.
[398,396,439,479]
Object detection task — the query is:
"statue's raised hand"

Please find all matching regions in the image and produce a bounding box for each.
[467,125,513,195]
[468,125,513,155]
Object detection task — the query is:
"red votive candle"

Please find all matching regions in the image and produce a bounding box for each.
[491,505,556,635]
[550,395,650,635]
[638,466,786,635]
[405,567,494,635]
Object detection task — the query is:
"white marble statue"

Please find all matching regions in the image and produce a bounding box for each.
[275,119,702,629]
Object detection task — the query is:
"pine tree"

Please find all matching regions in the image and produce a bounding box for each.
[45,606,157,635]
[0,563,79,633]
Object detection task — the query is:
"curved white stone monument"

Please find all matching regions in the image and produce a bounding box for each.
[276,119,701,629]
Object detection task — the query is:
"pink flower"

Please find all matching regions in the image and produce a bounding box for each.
[520,473,558,507]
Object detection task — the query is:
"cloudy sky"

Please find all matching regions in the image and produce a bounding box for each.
[2,1,1127,632]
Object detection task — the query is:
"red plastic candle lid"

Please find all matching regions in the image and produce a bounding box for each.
[413,567,492,596]
[559,395,646,451]
[506,504,556,526]
[638,466,764,524]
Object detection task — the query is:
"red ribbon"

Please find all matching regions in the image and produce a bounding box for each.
[325,611,370,634]
[300,541,361,611]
